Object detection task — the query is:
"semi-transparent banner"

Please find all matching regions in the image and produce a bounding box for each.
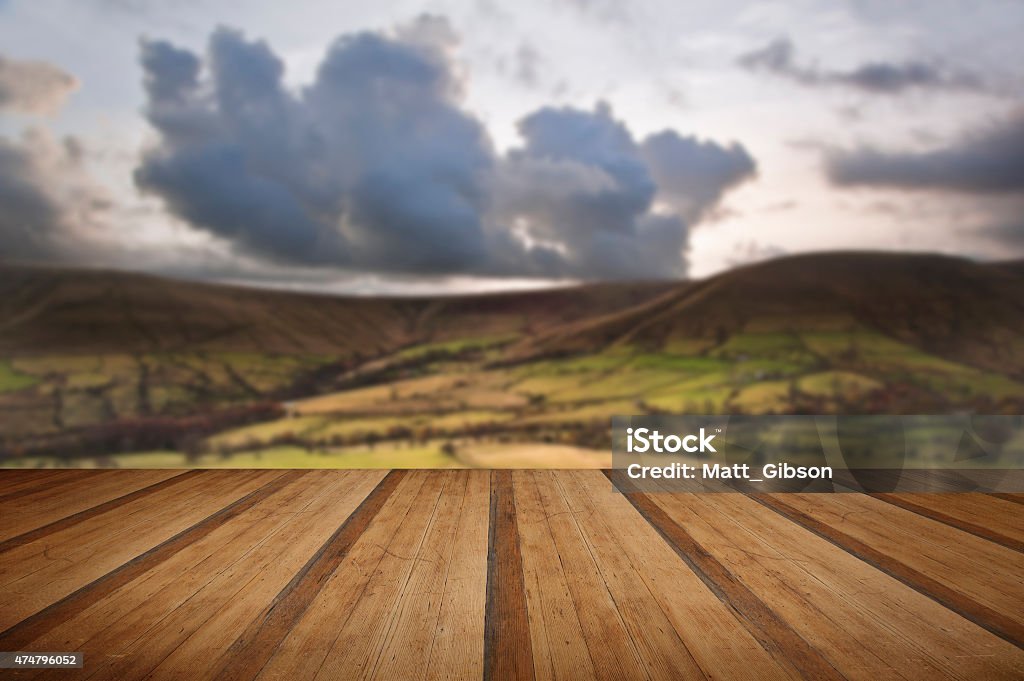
[610,415,1024,493]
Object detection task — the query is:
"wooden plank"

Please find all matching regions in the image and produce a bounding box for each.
[990,493,1024,506]
[144,471,386,681]
[0,471,201,553]
[655,491,949,681]
[785,493,1023,607]
[568,472,795,681]
[531,471,647,680]
[699,492,1024,680]
[484,470,536,681]
[370,471,470,680]
[0,472,278,634]
[512,470,596,681]
[812,494,1022,581]
[208,470,405,681]
[311,472,453,680]
[423,470,489,681]
[0,471,183,542]
[0,471,294,648]
[0,471,74,496]
[251,471,434,680]
[0,471,269,591]
[20,470,339,681]
[752,493,1024,648]
[0,469,1021,680]
[552,472,708,680]
[63,471,386,681]
[871,493,1023,551]
[0,470,110,504]
[611,476,844,681]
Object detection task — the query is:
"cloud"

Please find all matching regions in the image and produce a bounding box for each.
[133,21,756,280]
[641,131,756,221]
[826,110,1024,193]
[136,22,491,273]
[492,104,756,278]
[981,216,1024,248]
[0,52,106,265]
[0,128,110,263]
[0,134,65,260]
[0,52,78,115]
[826,110,1024,252]
[495,103,668,278]
[738,37,985,95]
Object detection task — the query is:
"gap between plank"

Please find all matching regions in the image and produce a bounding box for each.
[870,493,1023,553]
[750,493,1024,649]
[210,469,406,681]
[0,470,109,504]
[605,472,846,681]
[483,470,535,681]
[989,493,1024,506]
[0,470,305,651]
[0,470,206,555]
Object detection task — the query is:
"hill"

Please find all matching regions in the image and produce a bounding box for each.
[0,266,672,357]
[515,252,1024,378]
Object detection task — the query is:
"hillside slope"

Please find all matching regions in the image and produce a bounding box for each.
[515,252,1024,377]
[0,266,671,357]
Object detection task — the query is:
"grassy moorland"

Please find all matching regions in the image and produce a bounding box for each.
[2,252,1023,468]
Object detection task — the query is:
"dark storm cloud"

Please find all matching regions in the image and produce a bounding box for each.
[738,37,984,95]
[981,218,1024,247]
[641,131,756,221]
[134,21,757,279]
[0,52,78,115]
[826,110,1024,193]
[136,22,489,272]
[827,110,1024,251]
[0,129,108,263]
[494,104,756,278]
[496,103,667,278]
[0,136,64,259]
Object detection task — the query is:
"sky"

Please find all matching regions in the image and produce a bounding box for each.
[1,0,1022,293]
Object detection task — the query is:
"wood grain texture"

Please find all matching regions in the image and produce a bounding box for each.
[0,471,296,648]
[871,493,1024,552]
[211,470,403,681]
[424,470,490,681]
[0,471,201,553]
[23,471,359,681]
[655,490,952,680]
[752,492,1024,648]
[0,470,1021,681]
[0,471,110,505]
[569,472,794,680]
[611,476,844,681]
[693,491,1024,680]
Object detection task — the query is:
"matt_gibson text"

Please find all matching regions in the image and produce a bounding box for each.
[624,462,833,481]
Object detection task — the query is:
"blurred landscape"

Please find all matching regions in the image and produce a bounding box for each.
[2,251,1024,469]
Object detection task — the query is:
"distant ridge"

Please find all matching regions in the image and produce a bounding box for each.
[512,252,1024,377]
[0,264,670,356]
[3,252,1023,376]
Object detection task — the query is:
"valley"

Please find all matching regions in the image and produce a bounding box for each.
[2,252,1023,468]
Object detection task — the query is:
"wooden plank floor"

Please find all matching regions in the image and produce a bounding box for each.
[0,470,1021,680]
